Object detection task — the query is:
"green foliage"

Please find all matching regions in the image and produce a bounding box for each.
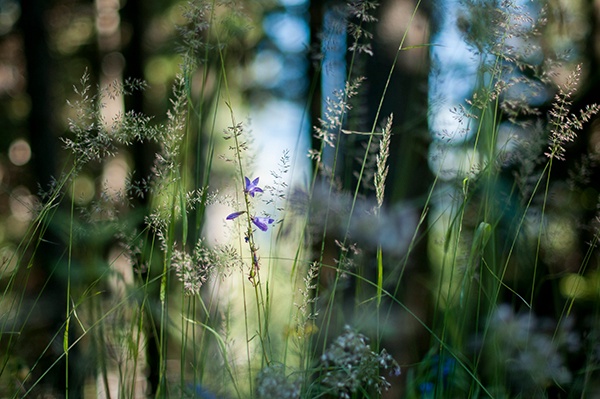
[2,0,600,398]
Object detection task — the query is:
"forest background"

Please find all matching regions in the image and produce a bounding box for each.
[1,0,600,398]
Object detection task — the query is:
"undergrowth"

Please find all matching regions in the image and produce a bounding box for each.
[1,0,600,398]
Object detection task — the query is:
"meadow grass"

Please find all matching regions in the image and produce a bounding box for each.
[1,0,600,398]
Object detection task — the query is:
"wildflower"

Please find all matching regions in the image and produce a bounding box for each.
[185,383,218,399]
[245,176,264,197]
[252,216,275,231]
[226,176,274,232]
[256,364,302,399]
[226,210,246,220]
[484,304,576,391]
[419,381,434,395]
[414,353,456,395]
[226,211,274,232]
[319,325,400,398]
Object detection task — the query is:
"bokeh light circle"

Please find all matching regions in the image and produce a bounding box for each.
[8,139,31,166]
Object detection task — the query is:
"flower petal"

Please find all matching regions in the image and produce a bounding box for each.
[226,211,245,220]
[252,216,274,231]
[244,176,264,197]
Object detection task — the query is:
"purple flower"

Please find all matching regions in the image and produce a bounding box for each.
[226,211,245,220]
[245,177,264,197]
[226,208,274,232]
[252,216,274,231]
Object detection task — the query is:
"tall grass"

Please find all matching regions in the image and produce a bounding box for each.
[1,0,600,398]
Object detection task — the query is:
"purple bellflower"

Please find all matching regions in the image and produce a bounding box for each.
[226,211,246,220]
[252,216,275,231]
[226,211,274,231]
[226,177,274,231]
[245,177,264,197]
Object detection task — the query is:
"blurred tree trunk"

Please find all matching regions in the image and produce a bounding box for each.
[364,0,432,393]
[309,0,324,153]
[20,0,83,396]
[21,0,56,192]
[308,0,433,394]
[120,0,163,395]
[547,0,600,316]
